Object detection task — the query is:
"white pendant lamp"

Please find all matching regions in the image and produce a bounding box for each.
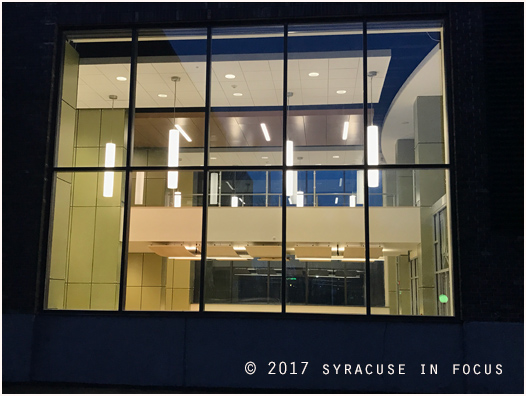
[297,191,304,207]
[210,172,219,205]
[367,71,379,188]
[286,140,294,197]
[168,76,181,190]
[174,191,182,208]
[135,171,145,205]
[103,95,117,198]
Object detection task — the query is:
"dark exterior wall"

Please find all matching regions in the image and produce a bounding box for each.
[2,2,522,318]
[2,314,524,393]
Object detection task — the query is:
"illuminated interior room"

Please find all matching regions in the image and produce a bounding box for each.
[47,21,452,316]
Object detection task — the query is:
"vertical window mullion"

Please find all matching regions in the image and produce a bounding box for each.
[362,20,372,316]
[199,26,213,313]
[281,23,289,314]
[117,28,138,311]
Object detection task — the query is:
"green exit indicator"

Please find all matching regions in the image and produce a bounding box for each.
[439,294,449,303]
[287,277,297,281]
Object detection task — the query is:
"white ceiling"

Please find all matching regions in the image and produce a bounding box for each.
[76,52,390,109]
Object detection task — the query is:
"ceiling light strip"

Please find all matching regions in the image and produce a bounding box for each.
[260,123,271,141]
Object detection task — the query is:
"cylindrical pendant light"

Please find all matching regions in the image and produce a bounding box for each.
[357,170,364,204]
[168,76,181,190]
[174,191,182,208]
[103,95,117,198]
[167,128,179,189]
[367,71,379,188]
[286,140,294,197]
[367,125,379,188]
[210,172,219,205]
[297,191,304,207]
[103,146,115,198]
[135,171,145,205]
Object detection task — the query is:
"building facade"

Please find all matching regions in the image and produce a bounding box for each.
[2,3,523,393]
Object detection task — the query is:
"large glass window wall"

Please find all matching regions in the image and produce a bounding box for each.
[46,21,453,317]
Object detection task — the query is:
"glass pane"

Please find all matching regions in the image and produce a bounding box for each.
[287,23,364,166]
[205,170,282,312]
[286,170,366,314]
[369,169,453,316]
[56,31,132,167]
[210,26,284,166]
[125,170,203,311]
[46,171,125,310]
[366,21,448,166]
[133,29,207,166]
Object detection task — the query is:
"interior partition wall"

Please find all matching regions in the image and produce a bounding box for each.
[45,20,453,316]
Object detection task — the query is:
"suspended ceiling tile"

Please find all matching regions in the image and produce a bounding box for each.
[79,64,103,75]
[271,71,284,85]
[240,60,271,72]
[220,80,249,94]
[298,58,329,71]
[328,79,356,90]
[181,61,206,75]
[344,247,365,258]
[329,68,358,80]
[137,63,158,74]
[246,78,273,91]
[213,61,243,76]
[80,73,113,86]
[149,244,198,258]
[179,92,205,107]
[294,246,332,259]
[329,57,360,69]
[228,96,254,107]
[101,64,130,79]
[303,96,328,106]
[245,245,282,259]
[207,245,240,258]
[152,62,186,74]
[161,75,197,91]
[253,96,279,107]
[144,82,172,93]
[300,78,328,89]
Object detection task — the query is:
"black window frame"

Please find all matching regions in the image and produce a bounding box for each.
[40,15,461,322]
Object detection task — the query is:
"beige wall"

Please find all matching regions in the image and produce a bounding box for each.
[46,41,127,310]
[125,253,194,311]
[129,206,421,245]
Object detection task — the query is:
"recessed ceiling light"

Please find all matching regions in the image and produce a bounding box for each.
[262,156,269,159]
[158,94,168,98]
[308,72,319,77]
[116,76,127,81]
[225,74,236,79]
[233,93,243,97]
[336,90,346,94]
[210,157,217,160]
[332,155,340,159]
